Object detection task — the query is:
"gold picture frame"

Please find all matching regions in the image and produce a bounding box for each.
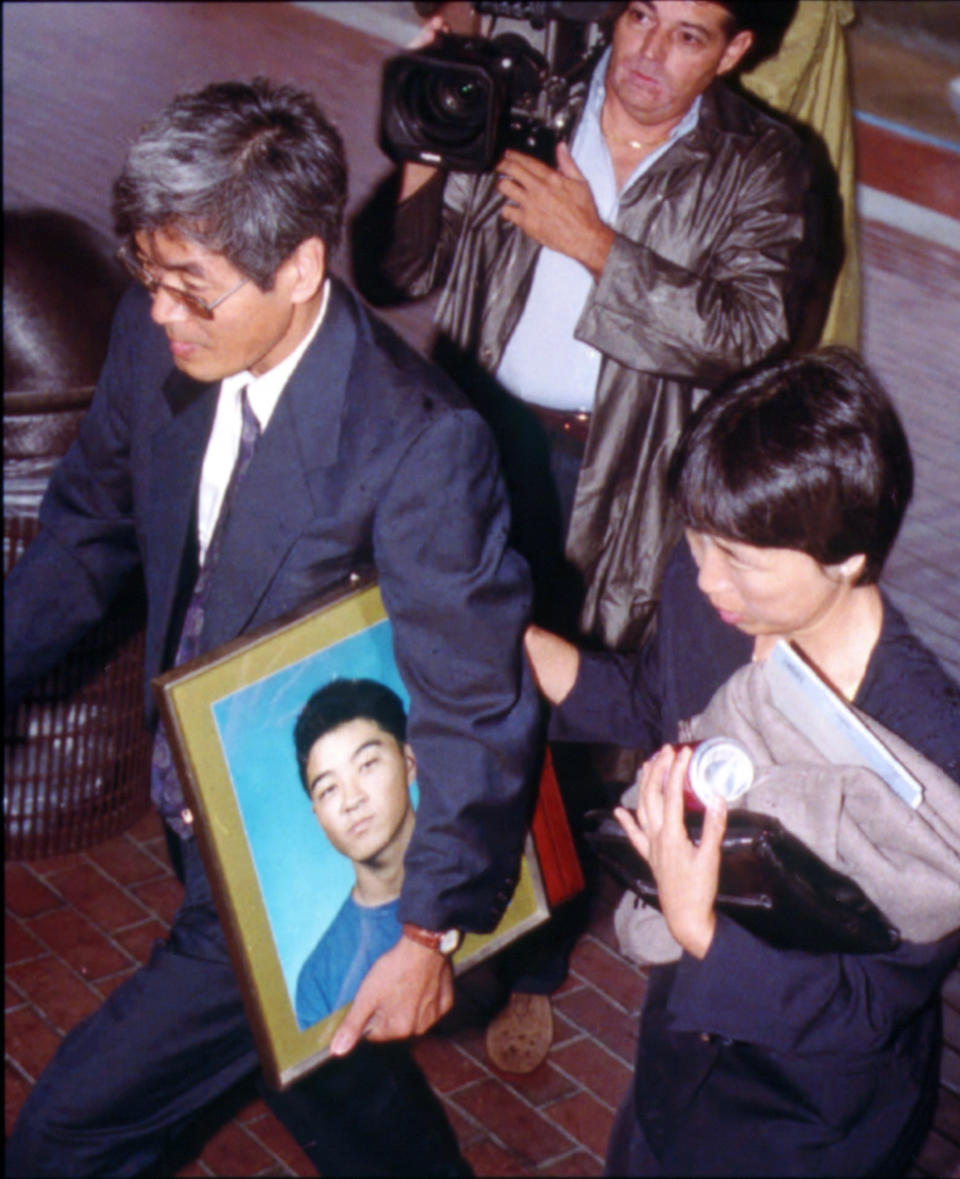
[154,575,550,1089]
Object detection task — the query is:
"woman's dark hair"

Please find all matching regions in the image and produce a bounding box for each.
[666,348,913,585]
[112,77,347,289]
[294,679,407,796]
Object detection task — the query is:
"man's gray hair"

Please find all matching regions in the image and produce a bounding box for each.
[112,77,347,289]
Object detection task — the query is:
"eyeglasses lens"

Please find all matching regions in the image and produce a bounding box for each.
[117,244,214,319]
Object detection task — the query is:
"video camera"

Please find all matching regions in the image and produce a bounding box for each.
[379,2,609,173]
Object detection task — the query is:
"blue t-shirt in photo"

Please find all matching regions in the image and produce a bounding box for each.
[295,893,402,1031]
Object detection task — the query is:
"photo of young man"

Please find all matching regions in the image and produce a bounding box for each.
[293,678,416,1030]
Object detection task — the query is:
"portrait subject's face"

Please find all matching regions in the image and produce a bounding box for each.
[133,225,320,383]
[606,1,752,129]
[306,719,415,865]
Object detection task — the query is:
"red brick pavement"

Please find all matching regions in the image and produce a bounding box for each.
[7,806,957,1175]
[4,809,648,1176]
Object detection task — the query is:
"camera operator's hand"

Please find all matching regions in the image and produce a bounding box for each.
[496,142,615,280]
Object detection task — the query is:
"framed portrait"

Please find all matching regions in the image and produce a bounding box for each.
[154,574,557,1089]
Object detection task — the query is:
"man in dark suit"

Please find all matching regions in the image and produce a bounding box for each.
[5,78,539,1176]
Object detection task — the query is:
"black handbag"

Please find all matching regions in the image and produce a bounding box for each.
[584,808,901,955]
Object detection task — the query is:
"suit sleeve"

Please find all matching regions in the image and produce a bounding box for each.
[373,409,541,933]
[4,291,144,709]
[577,125,812,385]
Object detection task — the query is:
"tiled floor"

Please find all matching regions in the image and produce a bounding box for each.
[4,3,960,1176]
[4,810,645,1177]
[6,804,960,1177]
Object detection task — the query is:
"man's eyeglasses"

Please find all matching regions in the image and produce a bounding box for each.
[117,242,249,320]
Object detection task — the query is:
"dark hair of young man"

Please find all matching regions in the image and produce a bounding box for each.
[667,347,913,586]
[294,679,408,796]
[112,77,347,289]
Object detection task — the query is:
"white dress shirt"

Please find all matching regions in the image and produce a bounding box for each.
[196,280,329,562]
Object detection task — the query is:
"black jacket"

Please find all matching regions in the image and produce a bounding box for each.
[384,79,814,646]
[555,542,960,1174]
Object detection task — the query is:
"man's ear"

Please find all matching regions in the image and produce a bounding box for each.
[717,28,754,76]
[284,236,326,304]
[403,743,417,785]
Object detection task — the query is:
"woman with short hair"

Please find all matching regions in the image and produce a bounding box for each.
[527,348,960,1176]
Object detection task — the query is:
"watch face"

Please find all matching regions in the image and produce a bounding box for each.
[439,928,462,955]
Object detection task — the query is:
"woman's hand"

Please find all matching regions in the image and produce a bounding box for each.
[614,744,726,959]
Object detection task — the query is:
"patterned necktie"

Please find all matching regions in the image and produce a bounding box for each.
[151,387,261,835]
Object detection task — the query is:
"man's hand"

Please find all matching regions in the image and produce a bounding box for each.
[614,744,726,959]
[330,933,454,1056]
[496,142,615,279]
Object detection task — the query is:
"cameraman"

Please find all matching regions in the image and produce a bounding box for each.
[378,0,815,651]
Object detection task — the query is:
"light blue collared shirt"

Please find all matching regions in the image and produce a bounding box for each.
[495,48,701,413]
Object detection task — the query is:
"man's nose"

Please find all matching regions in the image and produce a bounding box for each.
[639,26,668,63]
[341,776,366,811]
[149,286,190,327]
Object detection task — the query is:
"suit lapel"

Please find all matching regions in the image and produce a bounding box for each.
[147,367,218,667]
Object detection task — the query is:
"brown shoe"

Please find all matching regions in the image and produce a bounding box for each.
[484,992,553,1074]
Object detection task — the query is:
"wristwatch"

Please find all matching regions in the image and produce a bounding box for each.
[402,923,462,956]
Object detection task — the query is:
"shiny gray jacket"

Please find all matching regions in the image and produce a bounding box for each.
[385,80,813,647]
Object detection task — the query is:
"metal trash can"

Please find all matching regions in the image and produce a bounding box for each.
[4,387,152,859]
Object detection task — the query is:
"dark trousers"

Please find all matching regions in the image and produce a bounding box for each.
[6,833,468,1178]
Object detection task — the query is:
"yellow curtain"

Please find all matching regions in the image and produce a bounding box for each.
[740,1,860,348]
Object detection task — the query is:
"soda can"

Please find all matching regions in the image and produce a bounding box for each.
[683,737,754,811]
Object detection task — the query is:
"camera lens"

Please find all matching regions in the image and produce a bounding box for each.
[398,64,491,149]
[439,79,480,116]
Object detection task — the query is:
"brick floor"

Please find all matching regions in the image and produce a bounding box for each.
[2,818,647,1176]
[6,812,959,1175]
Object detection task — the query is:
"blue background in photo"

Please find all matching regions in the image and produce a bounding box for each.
[211,619,416,1012]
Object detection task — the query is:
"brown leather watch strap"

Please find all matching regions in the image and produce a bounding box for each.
[402,923,461,955]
